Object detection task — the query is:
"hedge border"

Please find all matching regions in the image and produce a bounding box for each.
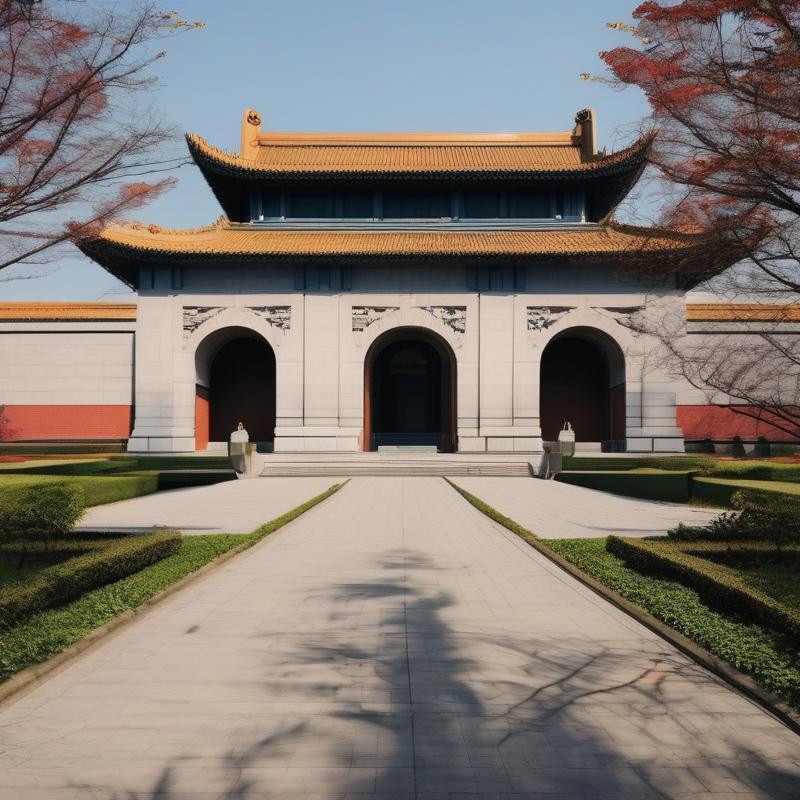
[606,536,800,644]
[0,480,347,709]
[691,476,800,508]
[443,477,800,736]
[0,531,182,630]
[555,470,694,503]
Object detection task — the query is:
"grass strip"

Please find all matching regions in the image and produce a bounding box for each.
[445,478,539,543]
[0,481,345,685]
[444,478,800,718]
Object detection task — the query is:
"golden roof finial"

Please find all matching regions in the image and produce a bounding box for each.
[240,108,262,159]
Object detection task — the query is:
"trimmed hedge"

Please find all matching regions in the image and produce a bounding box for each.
[606,535,800,644]
[555,470,693,502]
[0,474,159,508]
[561,456,800,483]
[0,469,234,510]
[155,470,235,491]
[0,530,181,630]
[691,476,800,508]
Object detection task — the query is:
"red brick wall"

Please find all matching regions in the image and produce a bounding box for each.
[195,386,209,451]
[1,405,133,440]
[677,405,796,441]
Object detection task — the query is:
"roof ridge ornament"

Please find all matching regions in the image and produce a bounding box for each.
[573,108,597,161]
[240,107,262,160]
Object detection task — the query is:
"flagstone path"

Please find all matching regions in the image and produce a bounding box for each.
[1,477,798,799]
[451,476,721,538]
[78,476,337,534]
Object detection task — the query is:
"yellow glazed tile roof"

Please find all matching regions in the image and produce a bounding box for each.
[0,302,137,321]
[686,303,800,322]
[186,132,652,177]
[85,219,690,259]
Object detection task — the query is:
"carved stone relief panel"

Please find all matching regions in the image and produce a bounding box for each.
[418,305,466,334]
[183,306,224,339]
[352,305,399,332]
[183,304,291,342]
[248,305,291,331]
[526,306,575,331]
[595,306,644,327]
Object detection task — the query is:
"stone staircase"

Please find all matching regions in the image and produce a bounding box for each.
[258,453,536,477]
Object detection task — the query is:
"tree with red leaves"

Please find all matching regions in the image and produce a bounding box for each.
[0,1,201,276]
[598,0,800,439]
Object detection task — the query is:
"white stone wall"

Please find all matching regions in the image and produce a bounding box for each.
[128,261,689,453]
[0,323,134,405]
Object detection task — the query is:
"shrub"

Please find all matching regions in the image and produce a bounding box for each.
[753,436,772,458]
[0,483,85,543]
[698,438,715,454]
[606,535,800,644]
[0,530,181,630]
[732,435,746,457]
[671,489,800,547]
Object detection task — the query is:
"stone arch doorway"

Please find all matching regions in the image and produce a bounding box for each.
[194,327,276,450]
[364,327,457,452]
[539,327,625,449]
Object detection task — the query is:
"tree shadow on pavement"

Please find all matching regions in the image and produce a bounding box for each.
[70,548,800,799]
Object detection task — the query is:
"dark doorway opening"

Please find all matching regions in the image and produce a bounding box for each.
[539,329,625,449]
[207,336,276,445]
[364,329,456,451]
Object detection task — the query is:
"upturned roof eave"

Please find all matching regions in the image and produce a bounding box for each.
[185,133,652,183]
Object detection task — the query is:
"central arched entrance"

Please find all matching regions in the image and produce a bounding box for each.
[364,328,456,452]
[194,327,276,450]
[539,327,626,450]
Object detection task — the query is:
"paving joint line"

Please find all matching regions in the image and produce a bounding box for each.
[442,476,800,738]
[400,478,419,800]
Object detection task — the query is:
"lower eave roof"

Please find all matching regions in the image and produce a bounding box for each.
[0,302,137,322]
[82,219,690,260]
[686,303,800,322]
[2,303,796,324]
[79,219,697,288]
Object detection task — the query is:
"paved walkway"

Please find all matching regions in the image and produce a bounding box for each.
[1,477,798,799]
[453,476,721,538]
[78,477,338,534]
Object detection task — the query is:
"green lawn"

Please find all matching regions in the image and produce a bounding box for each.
[0,455,236,508]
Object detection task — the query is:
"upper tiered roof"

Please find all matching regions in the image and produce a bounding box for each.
[187,109,650,179]
[187,108,651,220]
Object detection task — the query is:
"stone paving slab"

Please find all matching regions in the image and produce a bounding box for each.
[452,476,721,538]
[1,477,798,799]
[77,476,339,534]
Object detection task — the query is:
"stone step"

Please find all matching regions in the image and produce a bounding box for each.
[259,459,534,477]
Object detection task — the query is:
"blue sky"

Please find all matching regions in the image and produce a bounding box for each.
[1,0,651,301]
